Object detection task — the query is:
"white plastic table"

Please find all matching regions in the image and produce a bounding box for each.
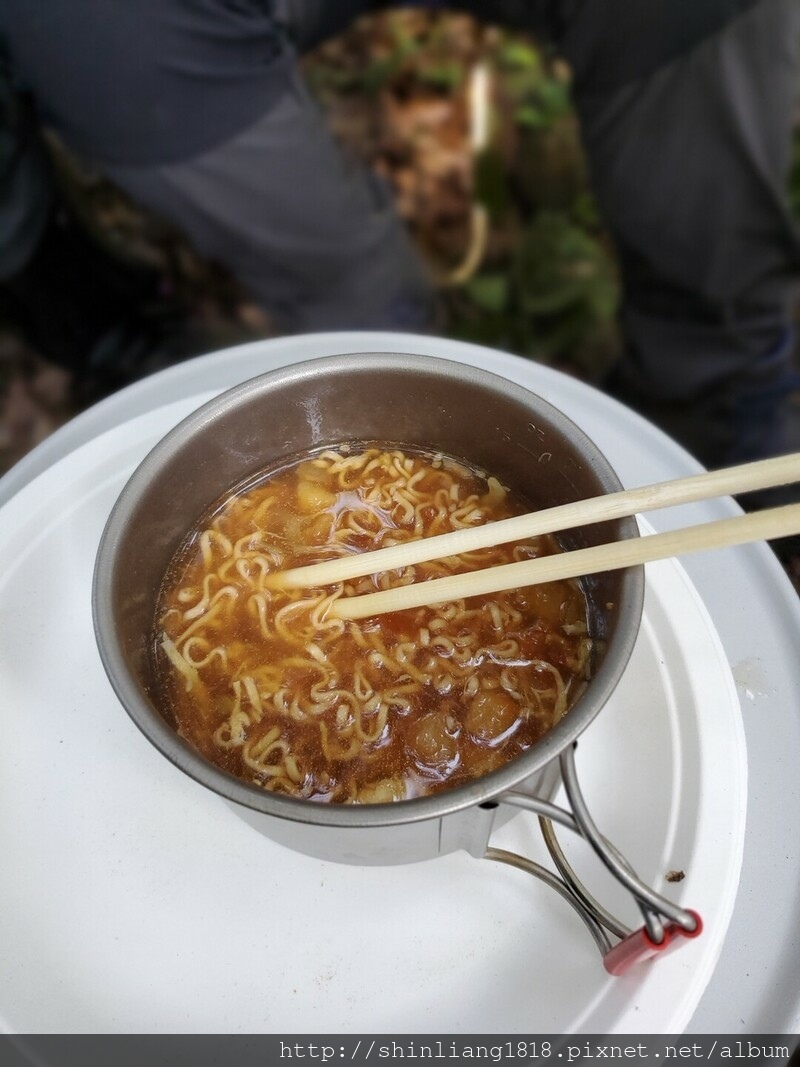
[1,331,798,1034]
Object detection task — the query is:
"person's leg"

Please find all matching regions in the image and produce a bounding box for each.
[2,0,433,349]
[274,0,392,53]
[103,0,431,334]
[0,62,166,375]
[105,61,434,335]
[563,0,800,468]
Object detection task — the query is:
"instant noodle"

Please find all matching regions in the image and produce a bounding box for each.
[155,443,592,803]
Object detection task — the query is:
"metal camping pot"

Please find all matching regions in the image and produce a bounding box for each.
[92,352,699,970]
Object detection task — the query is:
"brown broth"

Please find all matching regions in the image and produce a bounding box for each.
[154,444,592,803]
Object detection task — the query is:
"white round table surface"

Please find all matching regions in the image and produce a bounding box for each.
[1,331,798,1034]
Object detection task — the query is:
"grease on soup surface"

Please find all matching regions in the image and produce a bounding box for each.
[154,444,592,803]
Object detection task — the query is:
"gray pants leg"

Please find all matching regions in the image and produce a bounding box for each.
[2,0,432,337]
[0,72,51,281]
[569,0,800,464]
[105,64,433,335]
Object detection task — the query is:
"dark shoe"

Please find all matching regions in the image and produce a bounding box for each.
[0,195,172,374]
[73,310,269,406]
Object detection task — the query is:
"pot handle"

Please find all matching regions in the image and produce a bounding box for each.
[494,742,702,975]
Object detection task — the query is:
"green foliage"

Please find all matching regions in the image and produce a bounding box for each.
[499,40,541,72]
[450,211,620,372]
[464,273,509,313]
[416,58,464,91]
[473,148,511,220]
[514,212,618,322]
[306,14,471,98]
[497,36,571,129]
[451,32,620,374]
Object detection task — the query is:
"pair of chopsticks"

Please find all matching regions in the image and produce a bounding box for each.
[267,452,800,620]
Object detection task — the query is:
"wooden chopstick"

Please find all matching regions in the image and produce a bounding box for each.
[269,451,800,590]
[329,502,800,620]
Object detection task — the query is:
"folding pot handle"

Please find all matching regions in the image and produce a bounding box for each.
[493,742,701,975]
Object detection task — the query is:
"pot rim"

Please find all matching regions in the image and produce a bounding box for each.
[92,351,645,829]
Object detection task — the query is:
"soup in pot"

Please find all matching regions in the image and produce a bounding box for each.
[154,444,592,803]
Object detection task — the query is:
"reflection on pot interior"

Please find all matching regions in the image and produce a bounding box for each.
[154,442,592,803]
